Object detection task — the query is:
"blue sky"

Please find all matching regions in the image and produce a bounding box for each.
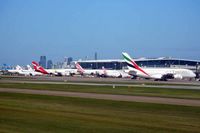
[0,0,200,65]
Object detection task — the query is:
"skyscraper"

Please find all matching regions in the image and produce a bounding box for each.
[67,57,73,65]
[62,57,68,68]
[39,56,46,68]
[47,60,53,69]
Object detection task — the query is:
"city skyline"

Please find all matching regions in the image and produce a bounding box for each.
[0,0,200,65]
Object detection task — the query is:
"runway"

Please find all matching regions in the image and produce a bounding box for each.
[1,76,200,90]
[6,75,200,86]
[0,88,200,107]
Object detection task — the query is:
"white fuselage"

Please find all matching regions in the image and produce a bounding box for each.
[8,66,43,76]
[18,69,43,76]
[128,67,196,80]
[81,69,99,75]
[78,69,122,77]
[98,69,130,78]
[45,68,78,76]
[8,69,20,74]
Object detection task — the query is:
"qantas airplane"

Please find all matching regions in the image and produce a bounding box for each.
[32,61,77,76]
[101,67,131,78]
[122,52,196,81]
[25,65,43,76]
[8,65,42,76]
[75,62,98,76]
[75,62,130,78]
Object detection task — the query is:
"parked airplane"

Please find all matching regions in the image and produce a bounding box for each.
[20,65,43,76]
[75,62,130,78]
[32,61,77,76]
[32,62,49,74]
[8,65,22,74]
[101,67,130,78]
[122,52,196,81]
[75,62,98,76]
[8,65,42,76]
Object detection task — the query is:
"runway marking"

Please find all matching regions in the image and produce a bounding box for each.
[0,88,200,107]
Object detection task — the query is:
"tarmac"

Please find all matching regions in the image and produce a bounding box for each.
[1,75,200,90]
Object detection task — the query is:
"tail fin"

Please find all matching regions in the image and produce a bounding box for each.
[32,61,39,70]
[122,52,149,76]
[16,65,22,71]
[27,65,33,71]
[75,62,85,73]
[32,61,48,74]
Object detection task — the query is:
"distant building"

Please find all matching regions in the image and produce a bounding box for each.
[57,62,63,69]
[67,57,73,65]
[47,60,53,69]
[62,57,68,68]
[39,56,46,68]
[77,57,200,74]
[95,52,97,60]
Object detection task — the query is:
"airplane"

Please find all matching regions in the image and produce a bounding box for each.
[24,65,43,76]
[32,62,49,74]
[100,67,129,78]
[75,62,98,76]
[32,61,77,76]
[8,65,22,74]
[8,65,42,76]
[75,62,130,78]
[122,52,196,81]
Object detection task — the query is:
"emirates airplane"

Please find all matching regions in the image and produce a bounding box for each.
[122,52,196,81]
[32,61,77,76]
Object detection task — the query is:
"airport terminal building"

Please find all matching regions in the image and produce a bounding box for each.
[77,57,200,74]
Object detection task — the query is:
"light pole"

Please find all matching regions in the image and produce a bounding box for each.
[196,62,199,74]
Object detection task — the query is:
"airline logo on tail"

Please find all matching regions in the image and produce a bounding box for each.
[75,62,85,73]
[32,61,49,74]
[122,52,149,77]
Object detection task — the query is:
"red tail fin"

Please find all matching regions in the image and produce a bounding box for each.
[32,61,39,70]
[75,62,85,73]
[32,61,48,74]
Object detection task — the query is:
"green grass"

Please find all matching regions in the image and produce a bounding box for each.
[0,92,200,133]
[0,82,200,99]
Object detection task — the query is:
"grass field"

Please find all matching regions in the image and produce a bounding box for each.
[0,82,200,99]
[0,92,200,133]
